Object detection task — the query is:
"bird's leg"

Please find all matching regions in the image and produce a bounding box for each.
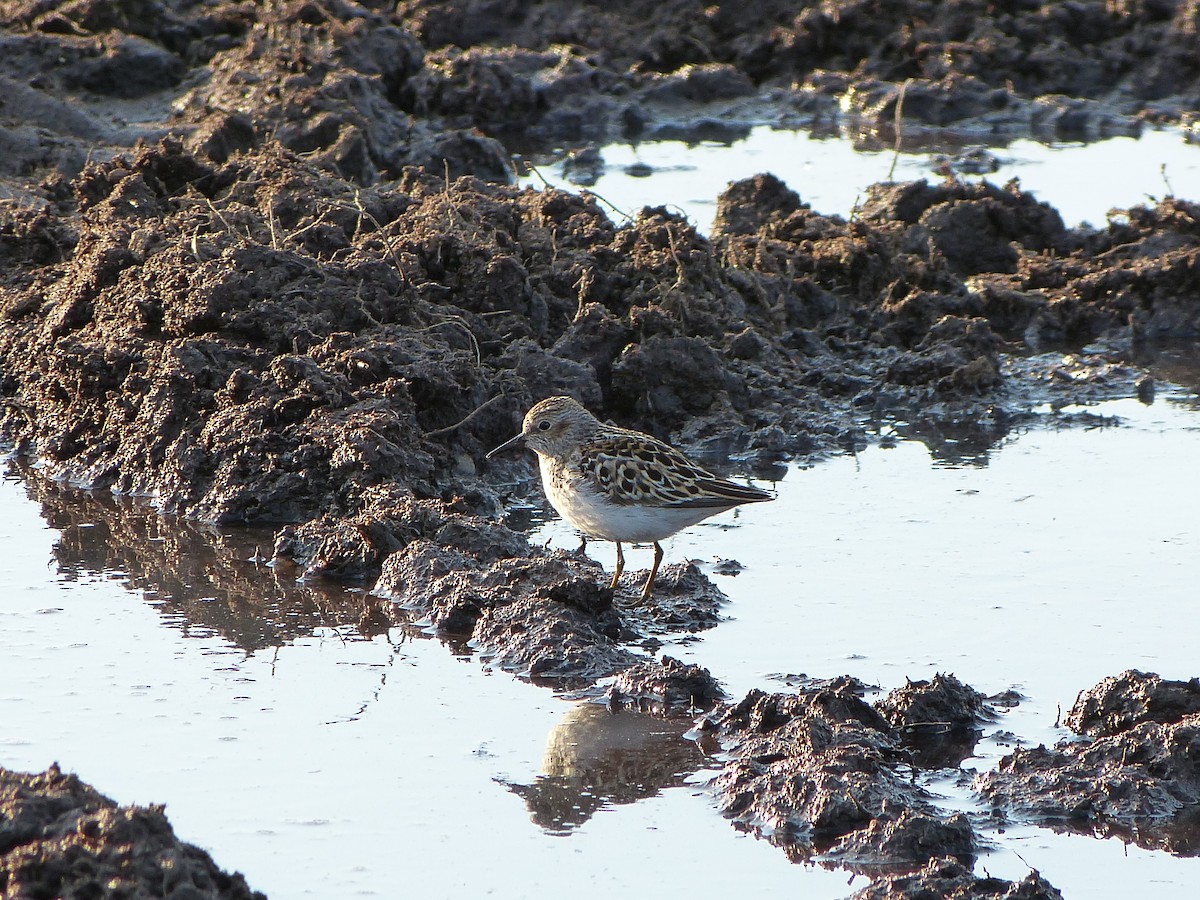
[640,541,664,602]
[608,541,624,590]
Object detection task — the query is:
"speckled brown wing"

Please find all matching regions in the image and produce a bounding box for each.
[580,432,772,508]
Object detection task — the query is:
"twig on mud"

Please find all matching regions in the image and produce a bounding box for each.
[437,158,482,238]
[575,268,595,320]
[887,78,913,182]
[1011,849,1038,875]
[416,316,482,368]
[267,199,279,250]
[525,161,554,189]
[203,196,249,244]
[350,191,408,287]
[581,189,633,226]
[424,392,506,438]
[665,223,688,290]
[526,162,634,224]
[283,202,339,245]
[661,224,693,328]
[1160,162,1175,199]
[353,281,382,327]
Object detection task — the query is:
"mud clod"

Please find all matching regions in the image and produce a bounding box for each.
[0,764,264,899]
[1065,669,1200,738]
[848,856,1064,900]
[877,673,993,768]
[607,656,725,714]
[706,681,976,867]
[976,671,1200,855]
[473,594,641,685]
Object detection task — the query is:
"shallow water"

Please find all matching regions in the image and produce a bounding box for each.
[523,125,1200,231]
[3,389,1199,898]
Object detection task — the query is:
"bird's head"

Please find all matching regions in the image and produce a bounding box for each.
[486,395,600,461]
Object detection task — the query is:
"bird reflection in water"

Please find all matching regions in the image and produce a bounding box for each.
[506,702,708,833]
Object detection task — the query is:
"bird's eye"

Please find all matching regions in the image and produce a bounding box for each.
[537,420,552,431]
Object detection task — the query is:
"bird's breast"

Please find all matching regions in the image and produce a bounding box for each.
[537,456,733,542]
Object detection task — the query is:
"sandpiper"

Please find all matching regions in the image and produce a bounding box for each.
[488,396,773,600]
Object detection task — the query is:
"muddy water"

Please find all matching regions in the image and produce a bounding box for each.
[1,388,1197,897]
[526,126,1200,230]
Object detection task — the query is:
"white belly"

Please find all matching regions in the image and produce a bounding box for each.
[539,457,729,543]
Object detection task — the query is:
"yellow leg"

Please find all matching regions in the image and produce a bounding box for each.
[640,541,664,601]
[608,541,624,590]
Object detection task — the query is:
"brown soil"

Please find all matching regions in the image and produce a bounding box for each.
[848,857,1064,900]
[976,670,1200,856]
[699,675,990,870]
[0,764,263,899]
[3,0,1200,894]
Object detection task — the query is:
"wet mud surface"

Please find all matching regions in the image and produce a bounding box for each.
[977,670,1200,856]
[2,0,1199,895]
[848,857,1064,900]
[0,764,263,899]
[699,675,984,870]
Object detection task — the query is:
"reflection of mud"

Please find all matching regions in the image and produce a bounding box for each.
[507,703,706,833]
[18,463,383,653]
[0,763,264,899]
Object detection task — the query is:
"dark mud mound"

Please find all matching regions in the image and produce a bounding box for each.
[876,673,994,768]
[0,764,263,900]
[702,679,975,869]
[6,0,1200,212]
[976,670,1200,855]
[400,0,1200,139]
[0,0,510,192]
[848,856,1063,900]
[0,140,831,530]
[1032,198,1200,341]
[607,655,726,713]
[1066,668,1200,737]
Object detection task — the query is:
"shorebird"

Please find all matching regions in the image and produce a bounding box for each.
[488,396,773,600]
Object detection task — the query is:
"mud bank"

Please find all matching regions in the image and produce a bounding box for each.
[699,674,987,869]
[5,0,1200,202]
[4,142,1195,535]
[0,764,263,899]
[977,670,1200,856]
